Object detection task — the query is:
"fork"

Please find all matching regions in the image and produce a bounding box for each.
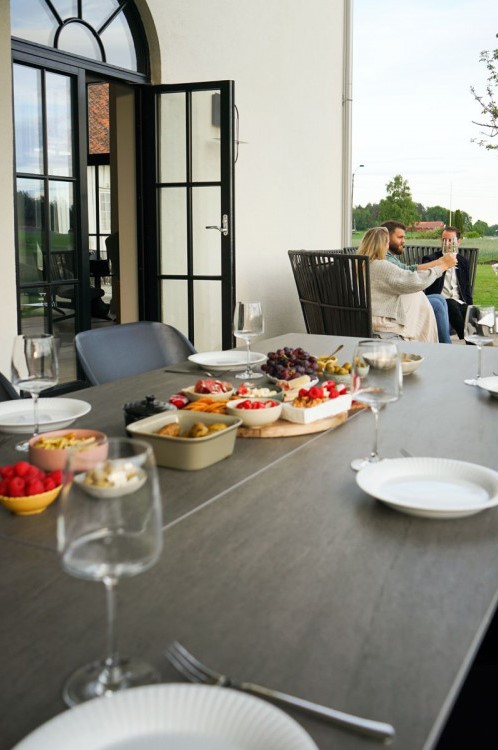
[165,641,395,743]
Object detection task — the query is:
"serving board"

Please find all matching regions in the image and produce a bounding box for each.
[237,409,354,438]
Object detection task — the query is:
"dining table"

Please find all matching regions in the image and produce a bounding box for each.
[1,332,498,750]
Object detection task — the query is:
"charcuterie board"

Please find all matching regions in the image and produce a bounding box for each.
[237,409,353,438]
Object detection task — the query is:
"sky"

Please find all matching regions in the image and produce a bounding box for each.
[352,0,498,225]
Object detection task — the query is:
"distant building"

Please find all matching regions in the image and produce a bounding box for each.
[409,221,446,232]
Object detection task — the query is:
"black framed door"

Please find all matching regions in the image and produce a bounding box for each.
[139,81,236,351]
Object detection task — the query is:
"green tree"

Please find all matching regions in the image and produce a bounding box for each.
[453,210,464,236]
[378,175,420,226]
[353,202,380,230]
[472,219,489,236]
[470,33,498,149]
[423,205,449,222]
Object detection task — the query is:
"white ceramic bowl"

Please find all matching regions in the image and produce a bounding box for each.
[181,385,234,402]
[226,398,282,428]
[401,353,424,375]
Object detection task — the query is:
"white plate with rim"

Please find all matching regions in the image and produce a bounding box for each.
[356,457,498,519]
[12,683,318,750]
[0,398,91,434]
[188,351,267,372]
[476,375,498,399]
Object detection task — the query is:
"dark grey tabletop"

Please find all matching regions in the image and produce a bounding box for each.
[1,334,498,750]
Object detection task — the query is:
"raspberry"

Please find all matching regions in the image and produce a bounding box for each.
[25,465,44,480]
[8,477,26,497]
[26,479,44,496]
[13,461,31,477]
[43,477,56,491]
[0,479,8,495]
[48,470,63,486]
[0,465,15,479]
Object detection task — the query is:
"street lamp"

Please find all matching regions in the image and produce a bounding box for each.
[351,164,365,232]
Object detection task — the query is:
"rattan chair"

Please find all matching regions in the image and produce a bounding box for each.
[75,321,196,385]
[288,250,373,337]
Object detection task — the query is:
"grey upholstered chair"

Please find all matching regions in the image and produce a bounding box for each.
[75,321,196,385]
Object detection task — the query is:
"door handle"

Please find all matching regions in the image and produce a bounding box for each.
[206,214,229,236]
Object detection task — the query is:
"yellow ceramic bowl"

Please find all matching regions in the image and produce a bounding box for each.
[0,485,62,516]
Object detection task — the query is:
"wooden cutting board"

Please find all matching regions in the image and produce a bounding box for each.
[237,410,351,438]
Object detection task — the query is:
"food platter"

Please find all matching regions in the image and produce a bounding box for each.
[188,351,267,372]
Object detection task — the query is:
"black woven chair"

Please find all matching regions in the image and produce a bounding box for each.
[75,321,196,385]
[0,372,20,401]
[403,246,479,296]
[288,250,372,337]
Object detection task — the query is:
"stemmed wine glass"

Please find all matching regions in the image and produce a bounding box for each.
[233,301,264,379]
[57,437,163,707]
[11,334,59,452]
[464,305,496,386]
[350,340,402,472]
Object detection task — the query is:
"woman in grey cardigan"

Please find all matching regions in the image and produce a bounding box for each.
[358,227,445,342]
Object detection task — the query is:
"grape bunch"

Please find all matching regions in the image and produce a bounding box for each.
[261,347,318,380]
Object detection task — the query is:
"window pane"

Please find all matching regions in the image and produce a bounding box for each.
[81,0,119,30]
[101,13,137,71]
[87,165,97,233]
[161,280,189,339]
[46,72,73,177]
[158,93,186,183]
[49,181,74,255]
[14,65,43,175]
[192,90,221,183]
[159,188,187,275]
[98,165,111,233]
[16,178,45,283]
[11,0,58,46]
[194,280,222,351]
[57,22,103,61]
[20,285,49,333]
[192,186,221,275]
[51,1,78,18]
[53,314,77,383]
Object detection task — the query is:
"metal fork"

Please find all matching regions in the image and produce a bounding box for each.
[165,641,395,744]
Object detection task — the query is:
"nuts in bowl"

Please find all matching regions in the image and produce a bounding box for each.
[226,398,282,427]
[28,429,108,472]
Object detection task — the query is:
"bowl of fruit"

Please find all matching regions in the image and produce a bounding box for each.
[0,461,62,515]
[182,378,234,402]
[226,398,282,427]
[261,347,319,382]
[234,383,284,401]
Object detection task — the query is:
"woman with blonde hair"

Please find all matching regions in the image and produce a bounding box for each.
[358,226,444,342]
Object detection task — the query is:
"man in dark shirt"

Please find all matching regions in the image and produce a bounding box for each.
[422,227,472,339]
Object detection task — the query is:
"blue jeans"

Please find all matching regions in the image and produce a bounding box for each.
[427,294,451,343]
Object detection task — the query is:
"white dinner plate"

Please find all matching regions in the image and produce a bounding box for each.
[476,376,498,399]
[356,457,498,519]
[188,351,267,372]
[13,683,318,750]
[0,398,91,434]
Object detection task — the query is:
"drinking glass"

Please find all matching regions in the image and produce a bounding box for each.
[57,437,163,706]
[350,340,402,472]
[464,305,496,386]
[11,334,59,452]
[233,301,264,379]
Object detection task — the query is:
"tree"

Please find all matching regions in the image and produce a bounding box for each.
[353,202,380,231]
[378,175,420,226]
[470,33,498,149]
[472,219,489,236]
[423,205,449,222]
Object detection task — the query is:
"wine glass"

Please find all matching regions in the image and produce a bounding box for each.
[464,305,496,386]
[57,437,163,707]
[350,340,402,472]
[233,301,264,379]
[11,334,59,452]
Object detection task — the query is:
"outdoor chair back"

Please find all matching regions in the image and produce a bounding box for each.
[75,321,196,385]
[402,246,479,296]
[0,372,20,401]
[288,250,373,337]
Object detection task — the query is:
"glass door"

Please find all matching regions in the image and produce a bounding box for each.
[140,81,235,351]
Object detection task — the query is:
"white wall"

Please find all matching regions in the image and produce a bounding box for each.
[0,1,18,376]
[144,0,347,339]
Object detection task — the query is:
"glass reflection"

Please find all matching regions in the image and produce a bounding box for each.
[192,90,221,183]
[14,65,44,175]
[192,186,221,276]
[17,178,44,283]
[46,72,73,176]
[194,280,222,351]
[20,285,48,334]
[158,93,186,183]
[161,280,189,338]
[57,22,102,61]
[101,14,137,71]
[159,188,187,275]
[82,0,120,31]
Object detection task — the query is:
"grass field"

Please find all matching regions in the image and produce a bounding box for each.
[351,234,498,306]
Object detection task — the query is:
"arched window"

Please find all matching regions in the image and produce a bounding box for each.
[10,0,147,73]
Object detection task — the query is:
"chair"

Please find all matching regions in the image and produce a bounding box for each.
[288,250,373,337]
[75,321,197,385]
[0,372,20,401]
